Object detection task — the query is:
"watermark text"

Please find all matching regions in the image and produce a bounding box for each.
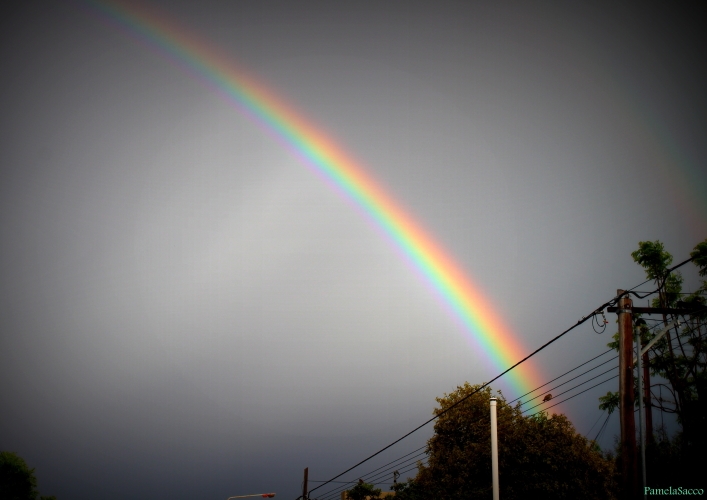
[646,487,704,496]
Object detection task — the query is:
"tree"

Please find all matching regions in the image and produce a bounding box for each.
[411,383,617,500]
[597,239,707,485]
[0,451,40,500]
[0,452,56,500]
[344,480,381,500]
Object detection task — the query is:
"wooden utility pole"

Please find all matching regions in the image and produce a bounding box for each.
[302,467,308,500]
[617,290,638,499]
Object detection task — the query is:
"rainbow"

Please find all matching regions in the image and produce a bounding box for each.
[85,0,546,399]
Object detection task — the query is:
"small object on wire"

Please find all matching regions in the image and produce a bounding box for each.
[543,394,552,402]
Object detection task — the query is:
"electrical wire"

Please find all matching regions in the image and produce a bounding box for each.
[592,309,609,333]
[332,453,427,497]
[516,354,618,409]
[361,453,427,484]
[526,374,618,418]
[593,411,612,444]
[525,306,704,419]
[317,402,528,500]
[509,348,614,405]
[316,458,428,500]
[314,446,428,500]
[326,361,621,499]
[521,365,618,414]
[319,400,542,500]
[585,410,607,439]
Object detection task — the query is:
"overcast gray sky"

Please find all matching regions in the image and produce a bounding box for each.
[1,1,705,499]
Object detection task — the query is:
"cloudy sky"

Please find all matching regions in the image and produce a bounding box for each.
[1,1,705,499]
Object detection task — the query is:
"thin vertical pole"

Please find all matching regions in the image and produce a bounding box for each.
[644,302,654,446]
[490,397,499,500]
[302,467,308,500]
[636,328,646,498]
[643,352,653,446]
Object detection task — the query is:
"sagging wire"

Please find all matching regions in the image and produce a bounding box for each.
[592,309,609,334]
[316,459,427,500]
[314,446,428,500]
[508,348,614,406]
[521,366,618,414]
[516,355,618,411]
[526,374,618,418]
[593,411,612,444]
[585,410,608,439]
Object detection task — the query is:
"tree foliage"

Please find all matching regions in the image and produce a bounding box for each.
[345,480,381,500]
[0,451,40,500]
[0,452,56,500]
[410,383,617,500]
[389,479,424,500]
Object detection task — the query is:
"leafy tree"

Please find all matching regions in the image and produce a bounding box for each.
[0,451,40,500]
[410,383,617,500]
[691,240,707,283]
[0,452,56,500]
[344,480,381,500]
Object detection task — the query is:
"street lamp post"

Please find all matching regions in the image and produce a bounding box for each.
[227,494,275,500]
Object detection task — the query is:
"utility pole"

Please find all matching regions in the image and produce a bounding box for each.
[302,467,308,500]
[617,290,638,499]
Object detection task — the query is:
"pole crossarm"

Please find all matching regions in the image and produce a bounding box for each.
[607,306,695,315]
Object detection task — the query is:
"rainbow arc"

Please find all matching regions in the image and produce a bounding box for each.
[89,0,546,399]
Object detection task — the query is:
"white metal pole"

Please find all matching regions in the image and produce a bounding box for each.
[490,397,499,500]
[636,331,647,498]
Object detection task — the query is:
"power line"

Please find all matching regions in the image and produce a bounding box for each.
[515,353,618,409]
[521,365,618,414]
[523,307,705,416]
[314,446,428,500]
[585,410,608,439]
[593,411,612,444]
[509,348,614,405]
[318,452,428,500]
[318,398,543,500]
[527,374,618,418]
[316,459,428,500]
